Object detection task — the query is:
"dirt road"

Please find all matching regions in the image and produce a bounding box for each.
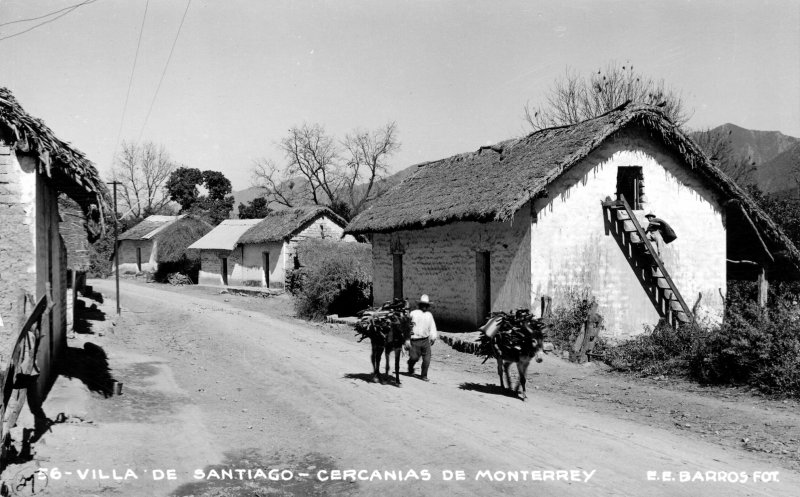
[17,279,800,496]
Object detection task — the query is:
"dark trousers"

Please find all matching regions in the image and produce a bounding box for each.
[408,337,431,378]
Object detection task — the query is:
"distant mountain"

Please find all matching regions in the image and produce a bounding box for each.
[708,123,800,165]
[690,124,800,195]
[759,142,800,195]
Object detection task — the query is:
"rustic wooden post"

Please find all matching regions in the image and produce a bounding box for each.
[757,266,769,309]
[571,301,602,363]
[540,296,552,319]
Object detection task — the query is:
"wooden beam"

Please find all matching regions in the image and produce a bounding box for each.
[736,202,774,263]
[757,267,769,309]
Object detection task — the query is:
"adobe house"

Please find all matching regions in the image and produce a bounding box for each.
[0,87,107,406]
[116,215,182,274]
[189,219,262,286]
[236,205,353,288]
[346,104,800,337]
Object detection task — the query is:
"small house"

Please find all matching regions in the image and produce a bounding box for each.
[0,87,107,407]
[236,205,353,288]
[346,104,800,337]
[116,215,182,274]
[189,219,262,286]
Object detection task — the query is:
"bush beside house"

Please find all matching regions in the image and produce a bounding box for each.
[289,238,372,320]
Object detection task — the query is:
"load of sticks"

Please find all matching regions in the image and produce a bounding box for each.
[476,309,545,362]
[354,298,412,343]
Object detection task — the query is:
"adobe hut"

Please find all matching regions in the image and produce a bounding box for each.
[150,216,213,281]
[116,215,181,274]
[0,87,108,406]
[236,206,353,288]
[346,103,800,337]
[189,219,262,286]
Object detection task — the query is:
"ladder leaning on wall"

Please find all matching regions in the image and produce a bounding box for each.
[600,195,693,328]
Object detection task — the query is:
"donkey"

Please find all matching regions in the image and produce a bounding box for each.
[368,313,411,385]
[481,316,546,400]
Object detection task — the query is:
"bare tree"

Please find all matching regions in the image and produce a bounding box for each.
[112,141,176,218]
[692,127,757,187]
[524,63,691,130]
[342,121,400,214]
[252,122,400,219]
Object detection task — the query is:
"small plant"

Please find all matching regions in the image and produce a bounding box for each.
[603,320,695,376]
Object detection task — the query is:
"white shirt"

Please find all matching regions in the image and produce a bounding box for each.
[410,309,438,340]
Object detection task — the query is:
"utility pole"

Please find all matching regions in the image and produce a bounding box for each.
[107,181,122,315]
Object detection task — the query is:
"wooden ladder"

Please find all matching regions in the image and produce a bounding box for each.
[601,196,692,328]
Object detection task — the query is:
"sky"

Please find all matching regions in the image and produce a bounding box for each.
[2,0,799,191]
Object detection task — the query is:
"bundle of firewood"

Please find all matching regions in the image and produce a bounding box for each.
[476,309,544,360]
[354,298,412,343]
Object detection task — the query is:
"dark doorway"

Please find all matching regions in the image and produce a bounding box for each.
[263,252,270,287]
[393,253,403,299]
[136,247,142,272]
[221,257,228,286]
[616,166,644,209]
[476,251,491,325]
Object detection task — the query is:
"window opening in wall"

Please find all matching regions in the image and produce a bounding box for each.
[221,257,228,286]
[616,166,644,210]
[476,251,491,325]
[393,253,403,299]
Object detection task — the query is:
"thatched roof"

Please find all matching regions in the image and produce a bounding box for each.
[346,103,800,277]
[119,215,181,240]
[155,216,214,263]
[238,205,347,244]
[188,219,262,251]
[0,87,109,218]
[58,195,91,271]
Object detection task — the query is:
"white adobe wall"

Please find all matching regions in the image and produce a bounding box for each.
[372,204,532,330]
[198,249,240,286]
[530,130,726,338]
[117,239,156,274]
[241,241,285,288]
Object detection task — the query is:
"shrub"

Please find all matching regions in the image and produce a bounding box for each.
[604,320,696,376]
[544,289,599,351]
[291,239,372,320]
[690,299,800,396]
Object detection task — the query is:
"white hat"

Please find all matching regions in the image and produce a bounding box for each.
[645,211,656,218]
[419,294,432,305]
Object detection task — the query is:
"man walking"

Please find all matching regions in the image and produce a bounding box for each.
[406,294,438,382]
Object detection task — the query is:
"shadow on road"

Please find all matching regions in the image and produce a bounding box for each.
[60,342,116,398]
[343,373,403,387]
[458,382,520,399]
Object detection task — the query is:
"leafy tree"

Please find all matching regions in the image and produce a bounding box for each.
[165,166,204,210]
[112,141,176,217]
[524,62,690,130]
[238,197,272,219]
[165,167,234,225]
[251,121,399,217]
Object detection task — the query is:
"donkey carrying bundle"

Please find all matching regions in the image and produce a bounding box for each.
[355,299,413,385]
[477,309,546,400]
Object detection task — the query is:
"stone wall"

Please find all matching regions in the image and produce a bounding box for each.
[530,129,727,338]
[372,205,532,330]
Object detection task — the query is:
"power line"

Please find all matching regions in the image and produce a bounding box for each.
[137,0,192,143]
[0,0,100,42]
[111,0,150,166]
[0,0,98,27]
